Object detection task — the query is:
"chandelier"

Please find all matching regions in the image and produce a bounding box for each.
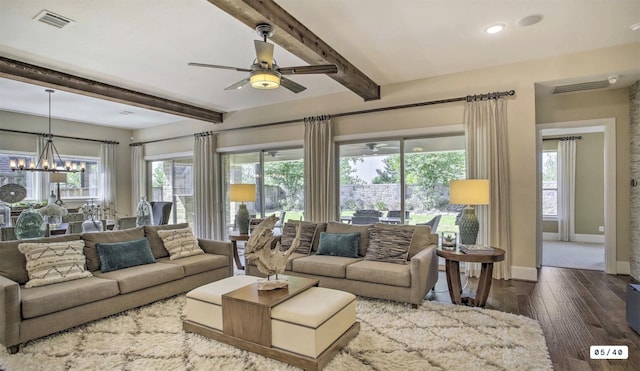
[10,89,85,174]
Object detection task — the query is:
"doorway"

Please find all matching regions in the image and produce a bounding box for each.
[536,119,616,273]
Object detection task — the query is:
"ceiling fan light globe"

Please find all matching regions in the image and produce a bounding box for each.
[250,71,280,89]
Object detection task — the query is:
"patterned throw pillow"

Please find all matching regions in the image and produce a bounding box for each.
[157,227,204,260]
[364,225,414,265]
[18,240,93,288]
[280,221,319,255]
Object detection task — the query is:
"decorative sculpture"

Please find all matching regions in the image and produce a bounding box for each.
[244,214,301,290]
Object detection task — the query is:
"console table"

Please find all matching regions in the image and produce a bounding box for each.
[436,246,505,307]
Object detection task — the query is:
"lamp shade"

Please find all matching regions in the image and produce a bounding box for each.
[449,179,489,205]
[250,71,280,89]
[229,184,256,202]
[50,173,67,183]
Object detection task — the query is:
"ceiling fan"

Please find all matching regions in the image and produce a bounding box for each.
[188,24,338,93]
[365,143,387,152]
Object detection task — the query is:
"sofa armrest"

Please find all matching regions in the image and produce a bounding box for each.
[409,245,438,305]
[0,275,21,350]
[198,239,234,277]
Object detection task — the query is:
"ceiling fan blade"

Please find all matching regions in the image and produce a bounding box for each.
[224,78,250,91]
[280,77,306,93]
[278,64,338,75]
[188,62,251,72]
[254,40,274,68]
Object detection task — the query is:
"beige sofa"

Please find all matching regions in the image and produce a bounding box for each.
[246,221,439,308]
[0,224,233,353]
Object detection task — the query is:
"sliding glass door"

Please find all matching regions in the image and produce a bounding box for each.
[338,135,465,232]
[149,158,193,225]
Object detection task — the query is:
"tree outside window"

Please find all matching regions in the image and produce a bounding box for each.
[542,151,558,216]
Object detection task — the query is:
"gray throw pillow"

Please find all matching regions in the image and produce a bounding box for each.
[280,221,318,255]
[364,225,413,264]
[316,232,360,258]
[96,238,156,273]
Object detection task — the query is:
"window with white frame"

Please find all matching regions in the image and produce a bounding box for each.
[541,150,558,217]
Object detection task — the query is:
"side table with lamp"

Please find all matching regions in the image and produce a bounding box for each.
[228,183,256,270]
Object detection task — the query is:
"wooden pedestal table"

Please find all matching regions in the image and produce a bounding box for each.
[228,233,249,270]
[436,246,505,307]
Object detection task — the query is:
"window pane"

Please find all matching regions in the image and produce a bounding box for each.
[223,152,259,235]
[542,189,558,216]
[542,151,557,181]
[338,141,401,224]
[59,157,99,199]
[0,153,36,199]
[263,148,304,221]
[149,158,193,226]
[403,137,466,232]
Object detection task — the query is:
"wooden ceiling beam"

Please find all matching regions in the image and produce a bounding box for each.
[0,57,224,124]
[207,0,380,102]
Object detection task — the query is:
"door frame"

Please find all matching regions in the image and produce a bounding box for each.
[536,118,616,274]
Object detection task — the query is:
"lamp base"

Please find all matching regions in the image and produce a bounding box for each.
[458,206,479,245]
[236,204,250,235]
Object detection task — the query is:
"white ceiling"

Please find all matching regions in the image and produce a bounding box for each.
[0,0,638,130]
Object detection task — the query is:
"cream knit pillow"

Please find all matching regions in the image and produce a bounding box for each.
[18,240,92,288]
[157,227,204,260]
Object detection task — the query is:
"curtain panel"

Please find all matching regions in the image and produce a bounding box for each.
[303,116,336,222]
[100,143,117,219]
[464,98,512,280]
[557,140,576,242]
[130,144,145,215]
[193,132,221,239]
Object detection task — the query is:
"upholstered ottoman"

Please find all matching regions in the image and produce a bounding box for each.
[271,287,356,358]
[185,275,259,330]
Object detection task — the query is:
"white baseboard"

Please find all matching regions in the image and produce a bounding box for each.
[617,261,631,275]
[511,266,538,282]
[542,233,605,243]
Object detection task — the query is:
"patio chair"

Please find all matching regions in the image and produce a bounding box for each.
[417,214,441,233]
[150,201,173,225]
[351,215,380,225]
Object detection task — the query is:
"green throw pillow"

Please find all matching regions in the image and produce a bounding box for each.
[316,232,360,258]
[96,238,156,273]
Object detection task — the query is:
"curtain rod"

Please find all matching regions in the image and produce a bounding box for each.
[129,89,516,146]
[0,128,119,145]
[542,135,583,141]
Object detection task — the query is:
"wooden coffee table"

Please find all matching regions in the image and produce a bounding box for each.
[436,246,505,307]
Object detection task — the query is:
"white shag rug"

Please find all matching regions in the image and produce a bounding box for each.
[0,295,552,371]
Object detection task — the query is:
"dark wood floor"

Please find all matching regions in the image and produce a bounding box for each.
[428,267,639,371]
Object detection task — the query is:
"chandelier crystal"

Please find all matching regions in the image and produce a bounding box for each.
[10,89,85,174]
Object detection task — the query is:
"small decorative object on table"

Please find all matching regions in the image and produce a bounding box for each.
[39,201,67,225]
[244,214,302,290]
[441,231,457,250]
[15,205,47,240]
[459,244,494,254]
[81,199,103,232]
[135,196,154,227]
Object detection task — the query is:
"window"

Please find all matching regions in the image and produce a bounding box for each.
[0,152,99,201]
[338,136,466,233]
[222,148,304,237]
[149,158,193,225]
[541,150,558,217]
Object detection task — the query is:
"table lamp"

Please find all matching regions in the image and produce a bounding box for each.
[230,184,256,234]
[50,172,67,206]
[449,179,489,245]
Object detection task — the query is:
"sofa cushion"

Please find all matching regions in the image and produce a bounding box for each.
[144,223,189,259]
[96,238,156,273]
[346,260,411,287]
[93,262,184,294]
[158,254,228,276]
[0,234,81,284]
[21,276,119,319]
[285,252,308,271]
[18,240,93,288]
[316,232,360,258]
[364,224,413,264]
[82,227,145,272]
[280,220,322,255]
[292,255,362,278]
[368,223,432,259]
[325,222,370,257]
[157,227,204,260]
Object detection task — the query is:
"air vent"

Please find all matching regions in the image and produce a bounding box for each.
[551,80,610,94]
[33,10,74,29]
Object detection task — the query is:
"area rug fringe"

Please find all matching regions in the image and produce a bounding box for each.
[0,295,552,370]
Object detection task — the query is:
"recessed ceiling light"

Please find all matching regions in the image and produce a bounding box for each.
[631,22,640,31]
[517,14,543,27]
[485,24,505,34]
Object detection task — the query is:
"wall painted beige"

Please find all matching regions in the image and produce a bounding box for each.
[541,133,605,235]
[536,88,631,262]
[0,111,133,217]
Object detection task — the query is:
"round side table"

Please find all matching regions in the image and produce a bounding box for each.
[436,246,505,307]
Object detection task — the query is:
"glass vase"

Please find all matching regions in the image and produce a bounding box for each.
[82,218,103,233]
[15,205,47,240]
[136,197,154,227]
